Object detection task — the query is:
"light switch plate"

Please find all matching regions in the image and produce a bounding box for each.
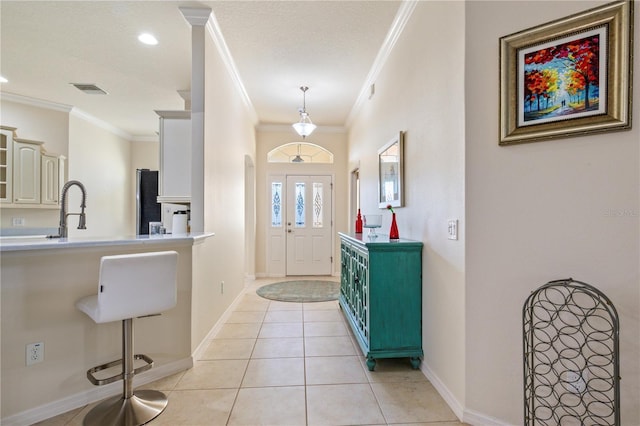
[448,219,458,240]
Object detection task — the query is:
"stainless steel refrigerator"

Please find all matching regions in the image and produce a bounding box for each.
[136,169,161,235]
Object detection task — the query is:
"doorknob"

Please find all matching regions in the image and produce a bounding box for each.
[288,229,293,233]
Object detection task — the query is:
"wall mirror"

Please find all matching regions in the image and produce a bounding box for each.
[378,131,404,208]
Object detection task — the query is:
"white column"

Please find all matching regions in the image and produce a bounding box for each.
[179,7,210,233]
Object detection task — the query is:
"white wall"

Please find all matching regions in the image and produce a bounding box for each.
[255,129,348,277]
[465,1,639,424]
[348,0,467,410]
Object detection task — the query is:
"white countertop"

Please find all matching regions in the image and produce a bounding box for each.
[0,232,215,252]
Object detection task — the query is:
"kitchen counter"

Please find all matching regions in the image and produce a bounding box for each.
[0,232,214,252]
[1,232,217,423]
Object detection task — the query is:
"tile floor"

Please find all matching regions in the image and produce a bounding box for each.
[35,278,468,426]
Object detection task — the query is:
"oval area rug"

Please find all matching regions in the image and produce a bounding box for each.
[256,280,339,303]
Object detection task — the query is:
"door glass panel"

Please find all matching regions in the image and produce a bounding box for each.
[313,182,323,228]
[271,182,282,227]
[295,182,305,227]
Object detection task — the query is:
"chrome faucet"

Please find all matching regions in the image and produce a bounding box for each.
[49,180,87,238]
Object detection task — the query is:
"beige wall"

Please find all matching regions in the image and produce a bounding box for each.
[0,100,69,231]
[0,243,193,418]
[349,0,467,411]
[68,113,134,237]
[349,1,639,424]
[0,99,69,157]
[465,1,639,424]
[255,129,348,276]
[187,23,258,348]
[0,99,144,238]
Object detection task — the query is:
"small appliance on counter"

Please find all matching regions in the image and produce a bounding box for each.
[172,210,188,235]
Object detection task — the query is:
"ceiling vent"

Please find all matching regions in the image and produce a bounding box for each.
[70,83,108,95]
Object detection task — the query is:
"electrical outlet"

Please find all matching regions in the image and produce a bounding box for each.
[12,217,26,227]
[220,281,224,294]
[565,370,587,394]
[26,342,44,366]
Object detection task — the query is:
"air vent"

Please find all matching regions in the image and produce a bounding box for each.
[70,83,108,95]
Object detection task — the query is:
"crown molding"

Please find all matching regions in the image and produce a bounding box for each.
[131,134,159,143]
[206,13,259,125]
[0,91,148,141]
[345,0,418,127]
[179,7,211,26]
[70,108,133,140]
[0,91,73,112]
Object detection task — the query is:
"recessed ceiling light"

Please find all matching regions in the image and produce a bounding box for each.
[0,76,8,83]
[138,33,158,45]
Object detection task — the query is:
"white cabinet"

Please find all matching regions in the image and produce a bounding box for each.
[13,138,43,204]
[0,127,64,208]
[0,126,15,203]
[41,154,60,205]
[155,110,191,204]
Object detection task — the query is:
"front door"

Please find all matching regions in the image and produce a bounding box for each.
[285,175,332,275]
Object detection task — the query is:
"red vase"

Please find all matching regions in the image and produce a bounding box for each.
[389,213,399,240]
[355,209,363,233]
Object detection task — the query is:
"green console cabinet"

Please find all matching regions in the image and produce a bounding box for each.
[338,232,423,371]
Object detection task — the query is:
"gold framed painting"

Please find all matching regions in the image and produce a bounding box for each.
[499,1,633,145]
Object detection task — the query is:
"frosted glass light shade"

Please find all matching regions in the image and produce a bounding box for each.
[292,121,317,137]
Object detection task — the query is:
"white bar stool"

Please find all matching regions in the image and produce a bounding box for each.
[76,251,178,426]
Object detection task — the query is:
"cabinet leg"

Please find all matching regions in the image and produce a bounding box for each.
[410,357,421,370]
[366,357,376,371]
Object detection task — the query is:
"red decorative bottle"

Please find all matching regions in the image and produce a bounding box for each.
[355,209,363,233]
[389,213,399,240]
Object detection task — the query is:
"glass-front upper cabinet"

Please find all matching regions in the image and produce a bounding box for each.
[0,126,16,203]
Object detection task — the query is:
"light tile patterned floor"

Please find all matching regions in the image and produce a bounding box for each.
[34,278,468,426]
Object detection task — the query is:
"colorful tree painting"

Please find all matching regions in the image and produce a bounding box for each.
[522,33,601,122]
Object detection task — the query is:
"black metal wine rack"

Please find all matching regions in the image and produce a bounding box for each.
[523,278,620,425]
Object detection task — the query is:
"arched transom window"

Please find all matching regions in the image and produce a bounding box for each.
[267,142,334,164]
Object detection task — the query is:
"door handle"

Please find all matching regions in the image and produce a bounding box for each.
[288,229,293,233]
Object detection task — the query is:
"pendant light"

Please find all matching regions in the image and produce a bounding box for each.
[292,86,317,138]
[292,144,304,163]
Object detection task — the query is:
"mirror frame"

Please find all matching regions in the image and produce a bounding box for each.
[378,131,404,209]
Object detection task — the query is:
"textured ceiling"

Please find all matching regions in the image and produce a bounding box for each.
[0,1,401,138]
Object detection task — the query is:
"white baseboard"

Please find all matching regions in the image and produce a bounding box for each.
[419,361,465,420]
[463,408,516,426]
[419,361,513,426]
[191,289,247,360]
[1,357,193,426]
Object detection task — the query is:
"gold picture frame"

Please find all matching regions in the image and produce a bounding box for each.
[378,132,404,209]
[499,1,633,145]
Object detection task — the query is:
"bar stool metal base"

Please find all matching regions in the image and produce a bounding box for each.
[83,390,168,426]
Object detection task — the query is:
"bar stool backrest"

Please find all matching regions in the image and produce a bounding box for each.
[95,251,178,323]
